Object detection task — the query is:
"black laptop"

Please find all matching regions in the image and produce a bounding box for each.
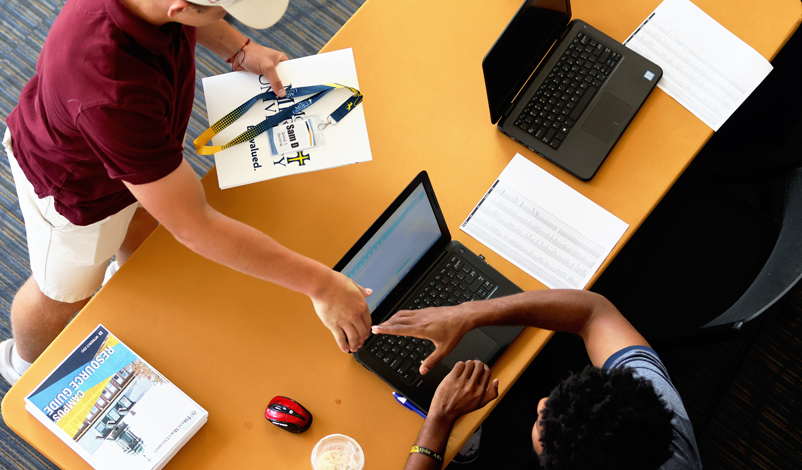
[483,0,663,180]
[334,172,524,413]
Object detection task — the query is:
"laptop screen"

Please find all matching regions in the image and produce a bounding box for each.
[482,0,570,123]
[341,183,442,313]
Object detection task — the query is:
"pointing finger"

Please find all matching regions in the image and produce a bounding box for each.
[420,346,448,375]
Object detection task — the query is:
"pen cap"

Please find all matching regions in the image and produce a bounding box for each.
[311,434,365,470]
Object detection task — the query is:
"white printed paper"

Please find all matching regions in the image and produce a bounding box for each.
[461,154,628,289]
[624,0,772,131]
[202,48,372,189]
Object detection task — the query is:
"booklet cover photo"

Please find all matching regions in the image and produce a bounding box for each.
[25,325,207,470]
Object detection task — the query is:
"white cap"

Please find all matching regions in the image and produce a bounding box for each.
[187,0,290,29]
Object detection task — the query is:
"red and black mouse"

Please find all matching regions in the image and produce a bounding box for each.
[265,396,313,433]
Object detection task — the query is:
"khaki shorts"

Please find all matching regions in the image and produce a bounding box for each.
[4,128,138,303]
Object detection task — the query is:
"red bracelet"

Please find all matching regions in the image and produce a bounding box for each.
[226,38,250,70]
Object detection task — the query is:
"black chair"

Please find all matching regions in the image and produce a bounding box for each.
[651,166,802,342]
[656,166,802,433]
[695,166,802,335]
[594,164,802,435]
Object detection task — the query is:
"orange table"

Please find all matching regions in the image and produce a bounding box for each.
[4,0,800,468]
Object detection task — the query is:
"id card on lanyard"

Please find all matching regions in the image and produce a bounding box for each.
[194,84,363,156]
[267,115,326,155]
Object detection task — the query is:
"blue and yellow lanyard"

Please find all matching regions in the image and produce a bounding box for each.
[194,83,363,156]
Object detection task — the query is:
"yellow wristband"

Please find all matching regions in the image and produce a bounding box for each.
[410,446,444,463]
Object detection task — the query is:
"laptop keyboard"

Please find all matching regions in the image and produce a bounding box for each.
[368,253,498,383]
[406,253,497,309]
[370,334,435,383]
[514,31,622,150]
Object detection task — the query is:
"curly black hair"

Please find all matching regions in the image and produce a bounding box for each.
[538,365,674,470]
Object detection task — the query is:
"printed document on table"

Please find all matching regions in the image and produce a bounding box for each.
[623,0,772,131]
[460,154,628,290]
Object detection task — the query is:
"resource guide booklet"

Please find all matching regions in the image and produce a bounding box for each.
[202,48,372,189]
[25,325,208,470]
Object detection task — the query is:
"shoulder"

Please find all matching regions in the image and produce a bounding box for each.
[604,346,686,419]
[49,0,193,105]
[604,347,703,470]
[42,8,173,117]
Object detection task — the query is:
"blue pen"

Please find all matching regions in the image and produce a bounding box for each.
[393,392,427,419]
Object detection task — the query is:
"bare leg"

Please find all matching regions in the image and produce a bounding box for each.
[115,206,158,267]
[10,277,91,363]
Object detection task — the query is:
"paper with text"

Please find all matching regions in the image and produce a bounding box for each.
[624,0,772,131]
[461,154,628,289]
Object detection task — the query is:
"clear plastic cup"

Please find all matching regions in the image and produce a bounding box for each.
[311,434,365,470]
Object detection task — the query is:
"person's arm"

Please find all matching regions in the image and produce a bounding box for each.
[123,159,371,353]
[373,289,648,373]
[196,19,288,97]
[404,360,499,470]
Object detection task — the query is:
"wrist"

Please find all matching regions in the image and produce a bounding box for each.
[305,264,340,301]
[424,410,458,429]
[409,446,444,466]
[458,300,484,332]
[225,37,250,71]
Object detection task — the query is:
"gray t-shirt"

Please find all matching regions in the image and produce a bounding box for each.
[603,346,703,470]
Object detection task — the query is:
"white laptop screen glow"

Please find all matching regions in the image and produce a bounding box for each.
[342,184,441,313]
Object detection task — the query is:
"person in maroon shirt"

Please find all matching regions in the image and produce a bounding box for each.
[0,0,373,385]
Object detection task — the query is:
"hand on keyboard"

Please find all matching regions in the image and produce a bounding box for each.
[371,304,473,375]
[429,360,499,424]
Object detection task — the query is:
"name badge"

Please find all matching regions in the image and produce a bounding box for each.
[268,116,326,155]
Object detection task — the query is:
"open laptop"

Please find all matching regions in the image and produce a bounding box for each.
[334,172,524,413]
[483,0,663,180]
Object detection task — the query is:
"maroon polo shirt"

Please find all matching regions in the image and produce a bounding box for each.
[6,0,196,225]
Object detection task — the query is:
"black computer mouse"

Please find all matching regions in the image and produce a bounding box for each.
[265,396,313,433]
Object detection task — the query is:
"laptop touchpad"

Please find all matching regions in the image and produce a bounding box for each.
[582,93,633,143]
[441,329,498,368]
